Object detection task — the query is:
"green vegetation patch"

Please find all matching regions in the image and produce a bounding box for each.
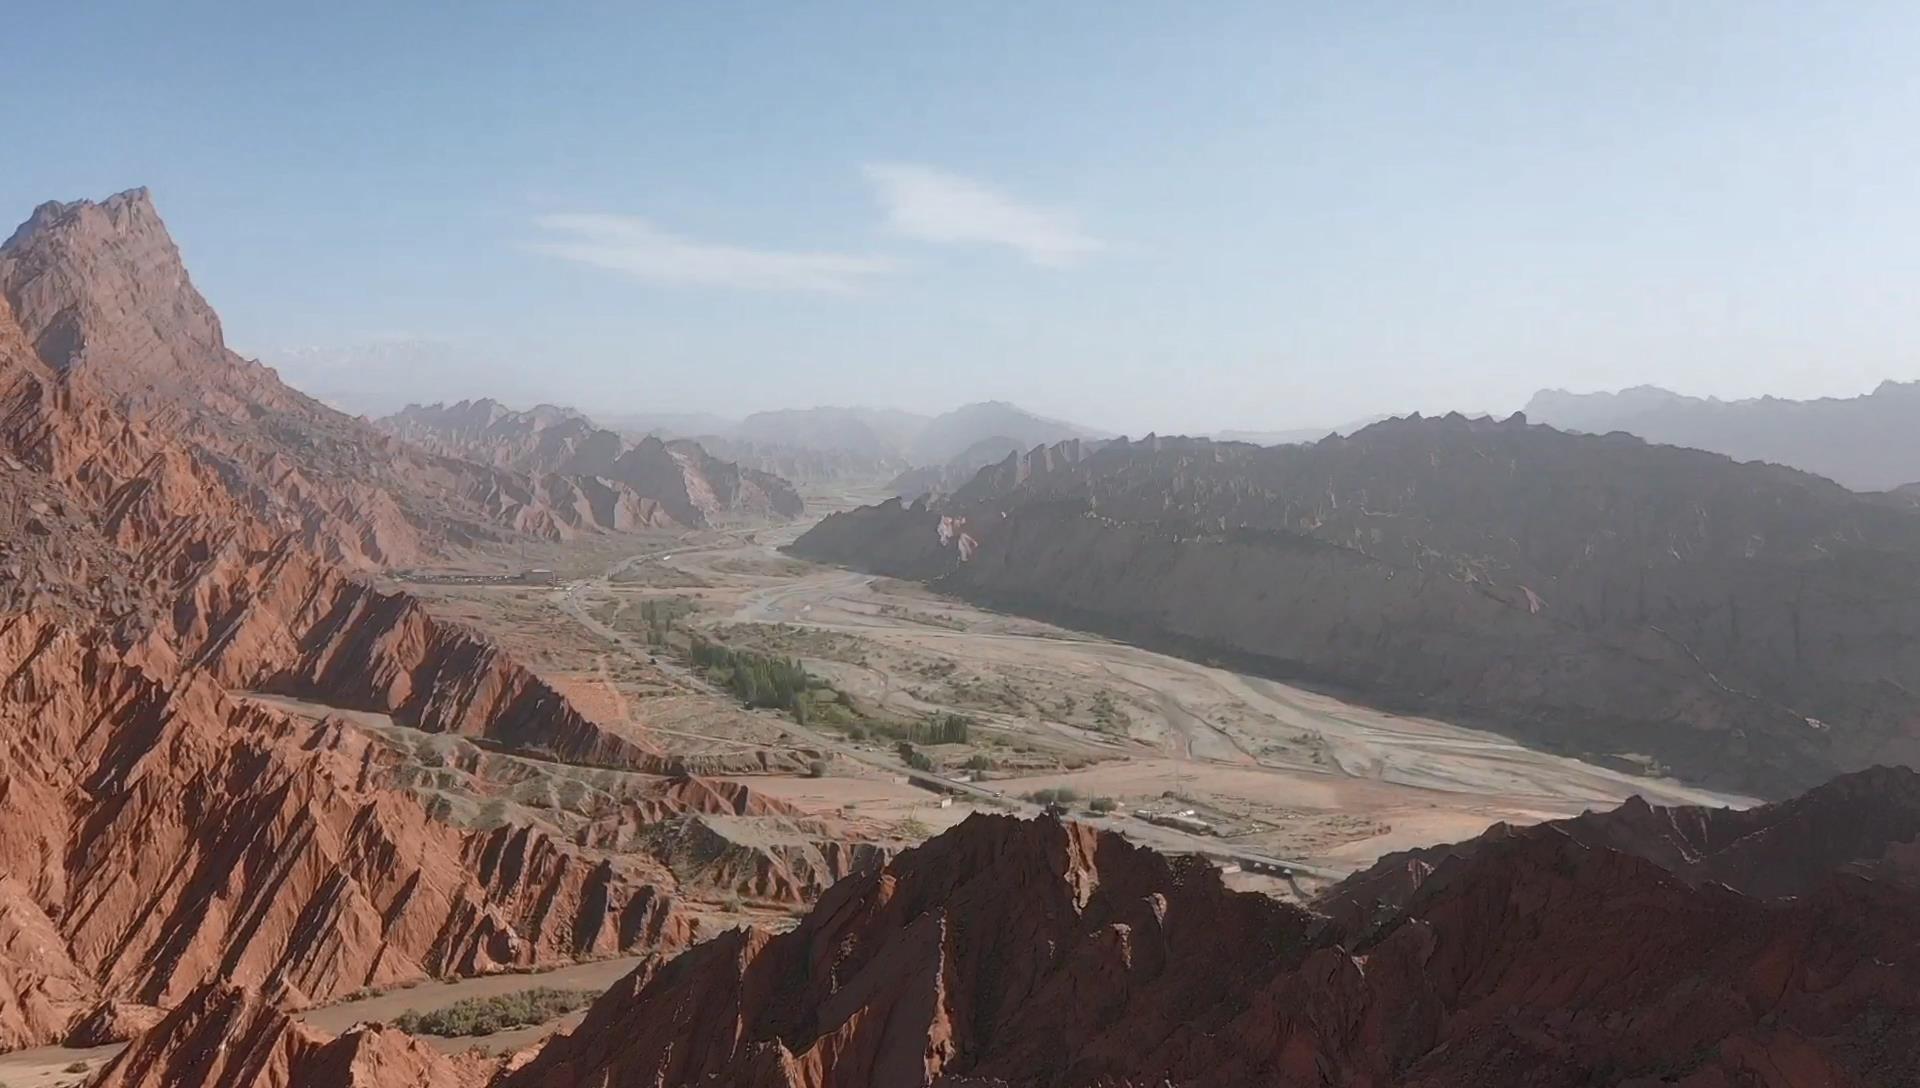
[391,987,598,1037]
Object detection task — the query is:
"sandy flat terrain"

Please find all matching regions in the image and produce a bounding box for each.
[367,487,1757,878]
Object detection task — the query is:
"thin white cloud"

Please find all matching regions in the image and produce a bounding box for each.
[863,163,1105,267]
[530,213,895,294]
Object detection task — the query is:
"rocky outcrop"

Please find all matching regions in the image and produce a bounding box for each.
[628,815,895,906]
[794,418,1920,796]
[93,983,479,1088]
[91,767,1920,1087]
[502,804,1920,1087]
[380,399,804,525]
[0,613,698,1050]
[1321,763,1920,929]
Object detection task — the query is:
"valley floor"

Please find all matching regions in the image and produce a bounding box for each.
[398,486,1753,880]
[0,489,1762,1080]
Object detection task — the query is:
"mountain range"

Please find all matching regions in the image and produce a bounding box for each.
[376,399,803,525]
[1526,381,1920,492]
[793,415,1920,797]
[12,184,1920,1088]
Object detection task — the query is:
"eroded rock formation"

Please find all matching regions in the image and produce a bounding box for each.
[93,983,478,1088]
[0,614,697,1050]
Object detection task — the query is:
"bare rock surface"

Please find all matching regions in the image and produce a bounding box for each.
[0,614,698,1050]
[502,800,1920,1088]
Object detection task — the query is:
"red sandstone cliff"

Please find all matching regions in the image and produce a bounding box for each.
[92,983,478,1088]
[502,804,1920,1088]
[0,189,672,563]
[0,614,698,1051]
[0,196,676,770]
[95,771,1920,1087]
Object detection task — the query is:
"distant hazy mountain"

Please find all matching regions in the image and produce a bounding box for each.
[795,414,1920,797]
[1525,382,1920,491]
[734,406,930,459]
[1211,414,1391,447]
[906,401,1103,465]
[592,410,739,438]
[379,399,804,524]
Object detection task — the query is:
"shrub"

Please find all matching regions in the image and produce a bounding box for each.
[962,753,994,771]
[806,758,828,778]
[1088,796,1118,814]
[1026,787,1080,806]
[896,742,935,772]
[392,988,597,1037]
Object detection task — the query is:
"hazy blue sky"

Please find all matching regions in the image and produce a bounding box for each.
[7,2,1920,432]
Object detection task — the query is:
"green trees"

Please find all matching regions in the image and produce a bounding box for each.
[391,988,596,1037]
[917,712,972,745]
[690,636,813,715]
[896,741,936,772]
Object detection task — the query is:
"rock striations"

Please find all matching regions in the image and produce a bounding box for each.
[499,782,1920,1086]
[96,772,1920,1087]
[793,420,1920,796]
[0,614,696,1050]
[0,189,761,1051]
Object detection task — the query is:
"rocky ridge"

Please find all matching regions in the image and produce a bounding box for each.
[793,418,1920,796]
[93,771,1920,1087]
[0,614,696,1051]
[1322,763,1920,928]
[379,398,804,525]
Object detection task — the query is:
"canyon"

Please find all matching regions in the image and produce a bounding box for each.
[7,185,1920,1088]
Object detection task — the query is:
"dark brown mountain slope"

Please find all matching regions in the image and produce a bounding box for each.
[379,398,804,525]
[1322,764,1920,930]
[793,417,1920,796]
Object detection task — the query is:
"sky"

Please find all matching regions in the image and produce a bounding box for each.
[7,2,1920,434]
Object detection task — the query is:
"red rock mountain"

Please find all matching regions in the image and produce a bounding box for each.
[94,984,482,1088]
[0,190,762,1051]
[0,614,695,1051]
[501,791,1920,1088]
[794,420,1920,797]
[0,189,696,564]
[379,398,805,526]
